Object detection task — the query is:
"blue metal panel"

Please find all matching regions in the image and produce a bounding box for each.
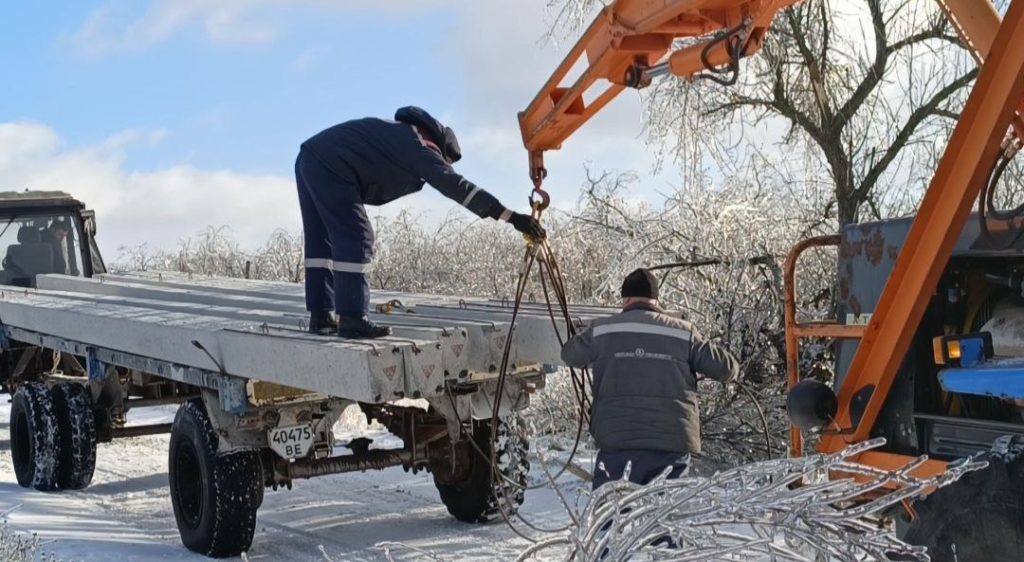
[958,337,988,368]
[86,347,109,381]
[939,360,1024,400]
[834,213,1024,388]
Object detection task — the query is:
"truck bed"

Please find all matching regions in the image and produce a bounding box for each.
[0,273,613,404]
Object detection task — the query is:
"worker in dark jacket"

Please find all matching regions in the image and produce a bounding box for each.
[561,269,739,489]
[297,107,545,338]
[41,219,77,276]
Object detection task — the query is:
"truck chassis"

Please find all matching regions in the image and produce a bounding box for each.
[2,266,603,557]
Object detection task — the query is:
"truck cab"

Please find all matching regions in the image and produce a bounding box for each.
[0,190,106,287]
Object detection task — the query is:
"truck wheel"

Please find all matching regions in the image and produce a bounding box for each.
[169,399,263,558]
[901,454,1024,561]
[51,382,97,490]
[10,382,61,491]
[433,414,529,523]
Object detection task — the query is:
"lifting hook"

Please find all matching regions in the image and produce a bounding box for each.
[529,164,550,214]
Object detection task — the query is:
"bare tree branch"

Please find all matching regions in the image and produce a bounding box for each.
[855,66,978,200]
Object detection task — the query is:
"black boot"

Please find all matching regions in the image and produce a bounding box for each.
[308,311,338,335]
[337,315,391,339]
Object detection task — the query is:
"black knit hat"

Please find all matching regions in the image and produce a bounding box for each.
[621,268,659,300]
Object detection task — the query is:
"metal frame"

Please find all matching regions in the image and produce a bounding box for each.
[2,325,250,413]
[521,0,1024,478]
[781,0,1024,481]
[820,0,1024,455]
[783,234,864,457]
[518,0,800,182]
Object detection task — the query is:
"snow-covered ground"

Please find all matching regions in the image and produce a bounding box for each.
[0,401,592,562]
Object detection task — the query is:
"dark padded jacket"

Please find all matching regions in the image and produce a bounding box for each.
[301,116,507,220]
[561,304,739,454]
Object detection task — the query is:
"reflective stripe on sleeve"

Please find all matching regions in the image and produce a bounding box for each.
[592,322,691,342]
[462,186,481,207]
[499,209,513,222]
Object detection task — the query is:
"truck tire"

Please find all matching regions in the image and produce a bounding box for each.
[169,399,263,558]
[10,382,61,491]
[51,382,97,490]
[433,414,529,523]
[901,454,1024,561]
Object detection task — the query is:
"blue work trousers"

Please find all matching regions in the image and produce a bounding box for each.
[592,449,690,555]
[592,449,690,490]
[294,149,373,315]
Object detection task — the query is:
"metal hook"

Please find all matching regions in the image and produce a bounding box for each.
[529,189,551,213]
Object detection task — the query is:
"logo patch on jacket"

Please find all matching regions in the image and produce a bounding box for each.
[614,347,672,361]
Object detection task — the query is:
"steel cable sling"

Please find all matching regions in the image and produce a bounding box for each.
[478,185,596,540]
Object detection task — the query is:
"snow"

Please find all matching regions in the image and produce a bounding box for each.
[0,400,590,561]
[125,404,179,426]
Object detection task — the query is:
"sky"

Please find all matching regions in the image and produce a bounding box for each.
[0,0,677,259]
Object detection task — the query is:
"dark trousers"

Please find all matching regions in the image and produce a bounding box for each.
[592,449,690,490]
[294,149,373,315]
[593,450,690,556]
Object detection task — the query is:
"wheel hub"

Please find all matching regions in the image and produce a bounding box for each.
[174,441,204,528]
[12,410,30,470]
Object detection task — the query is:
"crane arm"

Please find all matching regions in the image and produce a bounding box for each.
[519,0,1023,193]
[518,0,801,186]
[940,0,1002,63]
[939,0,1024,138]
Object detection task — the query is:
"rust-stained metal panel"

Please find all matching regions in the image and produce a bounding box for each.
[835,213,1024,389]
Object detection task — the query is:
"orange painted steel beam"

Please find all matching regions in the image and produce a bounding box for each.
[850,452,949,479]
[939,0,1001,61]
[819,0,1024,454]
[939,0,1024,139]
[518,0,801,180]
[834,452,949,488]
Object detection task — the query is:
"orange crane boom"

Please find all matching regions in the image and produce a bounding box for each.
[937,0,1024,138]
[518,0,1023,189]
[517,0,801,189]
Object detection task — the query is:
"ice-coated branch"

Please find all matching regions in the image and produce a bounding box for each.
[518,438,986,562]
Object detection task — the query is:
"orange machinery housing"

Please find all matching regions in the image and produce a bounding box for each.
[521,0,1024,558]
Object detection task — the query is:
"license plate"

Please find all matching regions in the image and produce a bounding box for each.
[268,424,314,459]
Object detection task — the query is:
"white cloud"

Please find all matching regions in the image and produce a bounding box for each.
[68,0,280,56]
[66,0,449,56]
[0,123,61,171]
[0,122,299,256]
[0,122,457,259]
[292,45,331,74]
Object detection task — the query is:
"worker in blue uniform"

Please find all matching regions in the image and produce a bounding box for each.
[296,106,546,338]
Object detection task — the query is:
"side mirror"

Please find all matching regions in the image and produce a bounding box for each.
[80,210,97,235]
[787,379,838,431]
